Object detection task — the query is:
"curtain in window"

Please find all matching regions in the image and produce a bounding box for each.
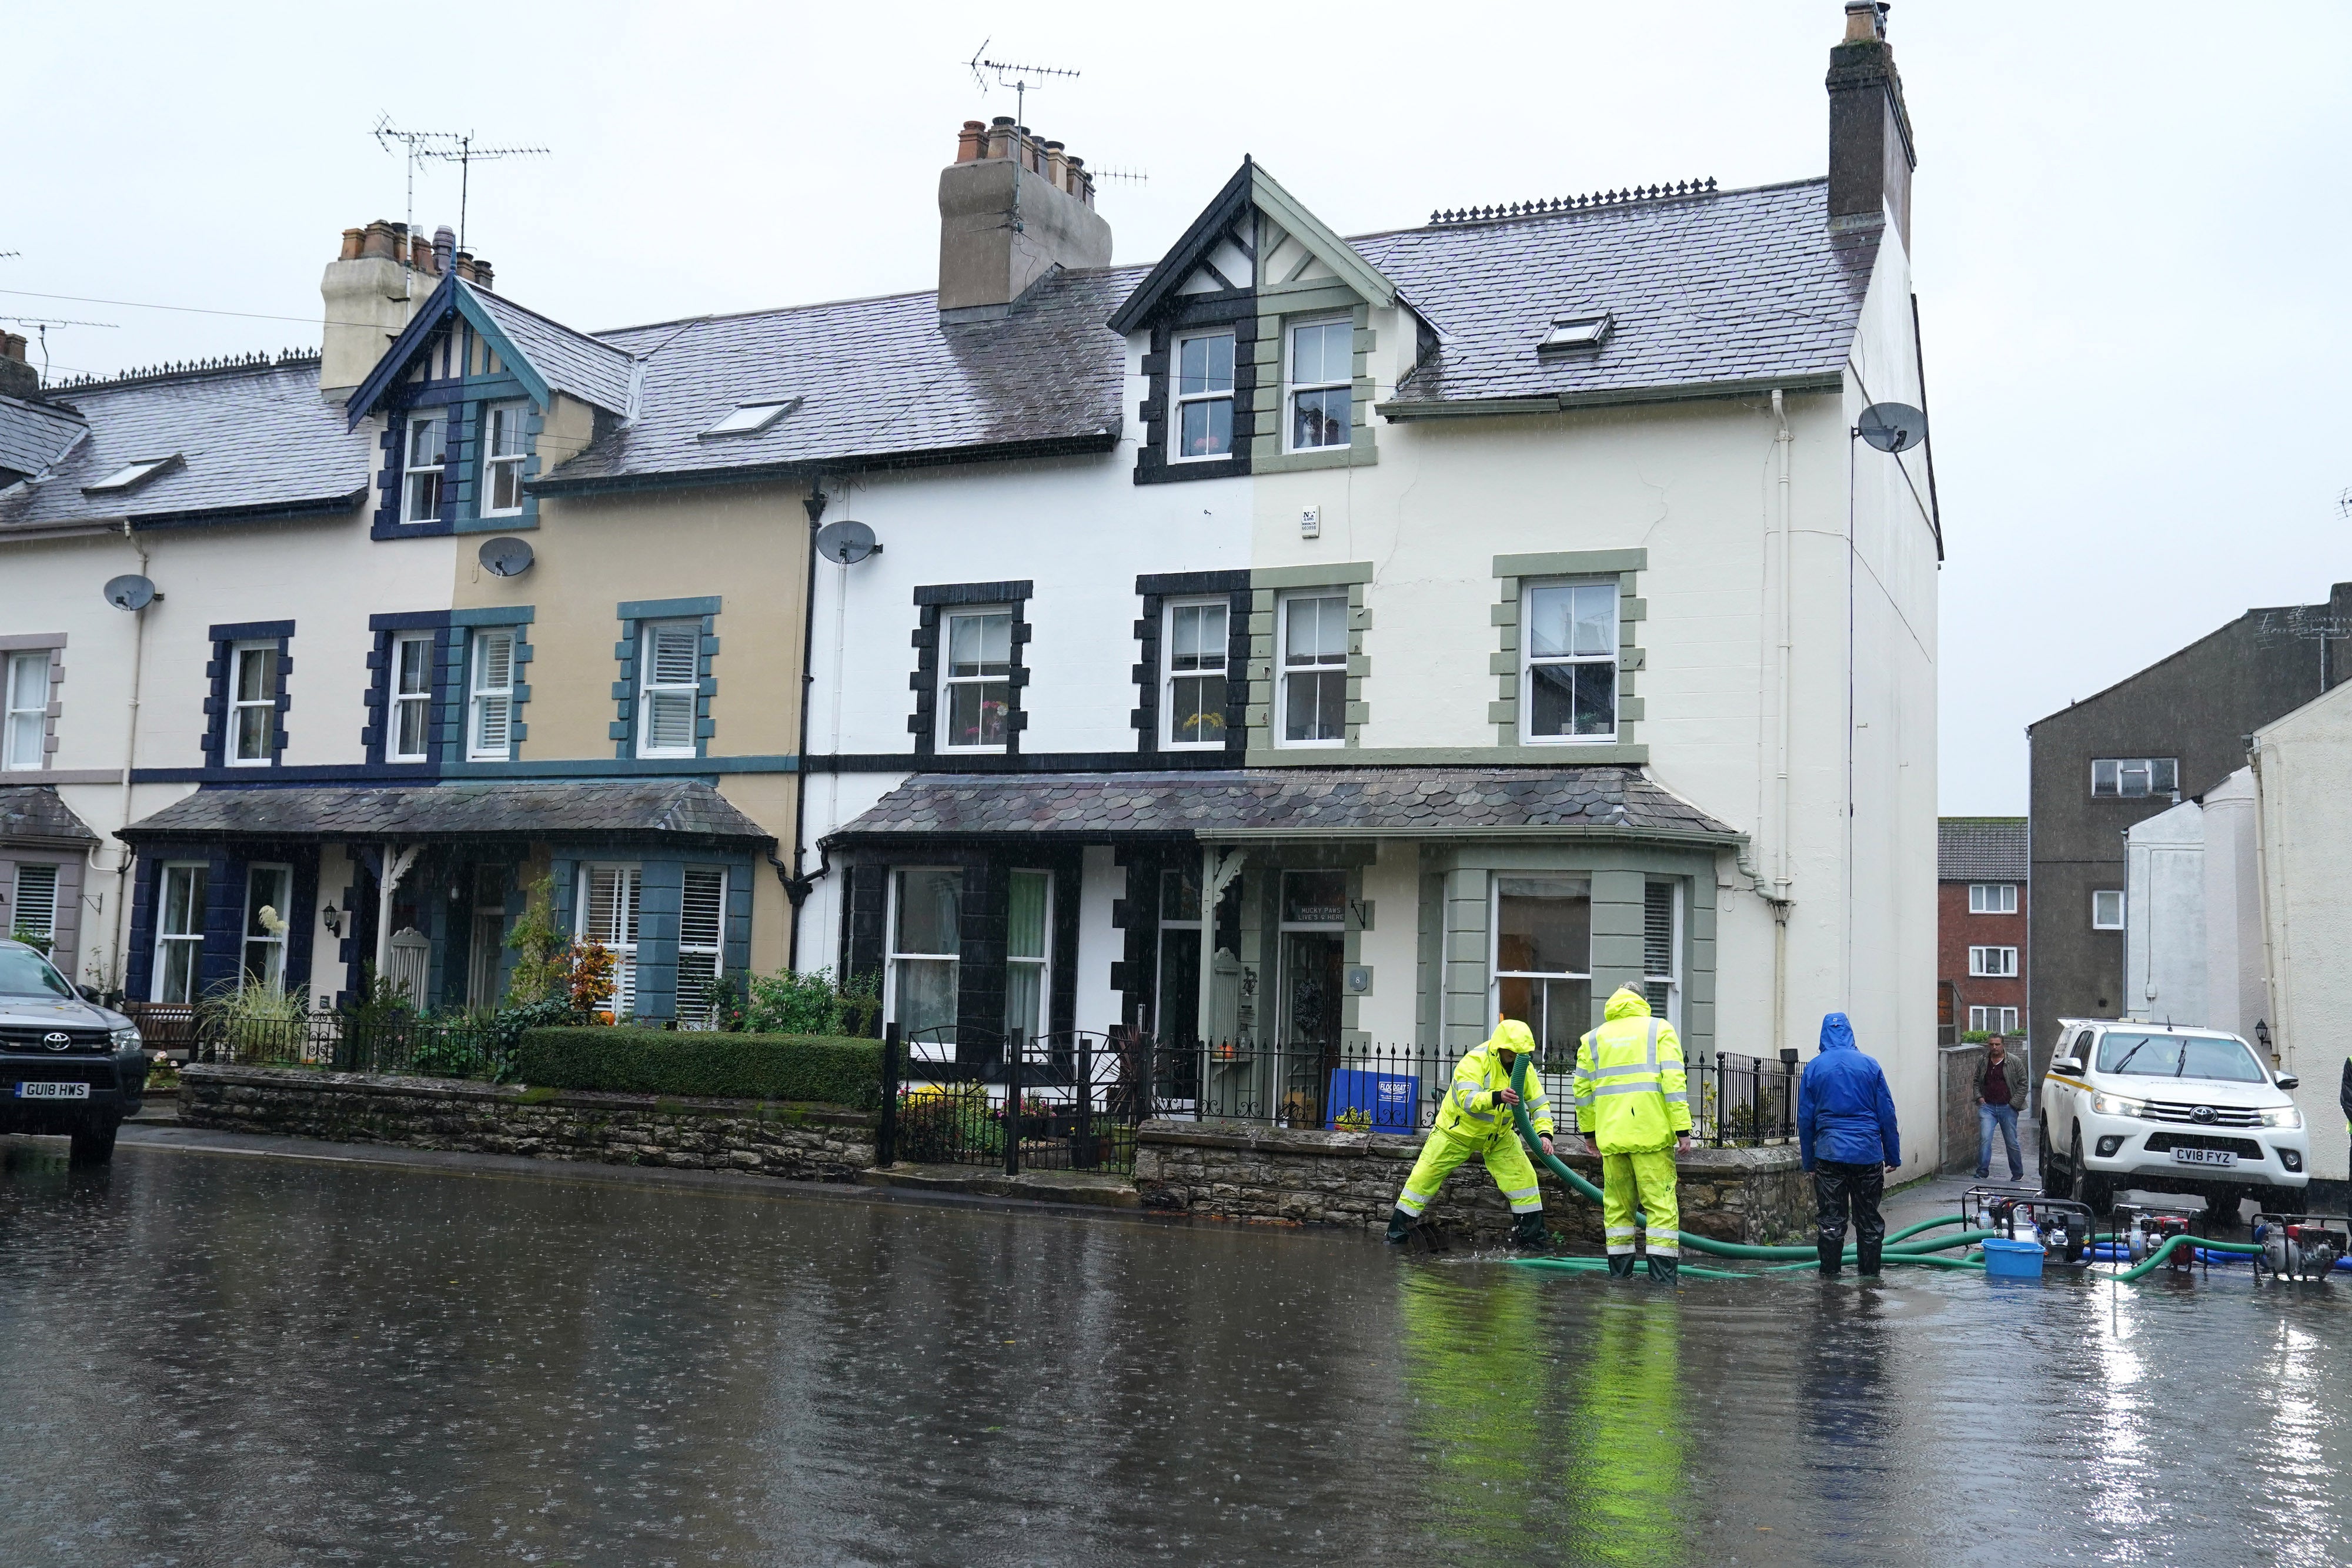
[155,864,208,1003]
[1006,870,1048,1050]
[4,651,49,769]
[892,867,961,1049]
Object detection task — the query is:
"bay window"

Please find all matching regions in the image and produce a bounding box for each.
[890,867,961,1055]
[241,863,292,989]
[1492,875,1592,1063]
[676,866,727,1025]
[580,864,641,1017]
[1006,869,1051,1054]
[153,863,208,1003]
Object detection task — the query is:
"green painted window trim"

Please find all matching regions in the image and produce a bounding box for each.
[619,595,723,620]
[1251,561,1375,589]
[1492,547,1648,578]
[451,605,535,627]
[1491,564,1644,750]
[1250,300,1376,470]
[1247,580,1369,751]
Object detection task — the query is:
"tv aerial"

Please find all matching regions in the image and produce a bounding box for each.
[814,519,881,566]
[965,39,1078,126]
[372,115,550,293]
[477,536,536,578]
[2,315,118,387]
[1855,402,1927,454]
[103,574,159,611]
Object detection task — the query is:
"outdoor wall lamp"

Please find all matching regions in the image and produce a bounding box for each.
[321,901,342,937]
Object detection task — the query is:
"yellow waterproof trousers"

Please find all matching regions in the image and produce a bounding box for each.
[1601,1148,1681,1258]
[1396,1129,1542,1218]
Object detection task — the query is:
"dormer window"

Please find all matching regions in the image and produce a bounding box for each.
[1171,331,1235,461]
[403,412,446,524]
[1286,319,1354,452]
[82,454,182,494]
[482,401,529,516]
[701,399,800,437]
[1540,312,1613,352]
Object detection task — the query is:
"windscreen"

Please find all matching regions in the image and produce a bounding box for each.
[0,945,75,1000]
[2094,1032,2266,1083]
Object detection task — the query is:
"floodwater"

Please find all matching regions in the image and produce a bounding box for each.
[2,1140,2347,1568]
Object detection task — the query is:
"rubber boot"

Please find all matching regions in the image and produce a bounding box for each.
[1509,1212,1549,1251]
[1817,1239,1842,1278]
[1856,1241,1883,1279]
[1384,1207,1417,1245]
[1606,1254,1639,1279]
[1646,1255,1679,1283]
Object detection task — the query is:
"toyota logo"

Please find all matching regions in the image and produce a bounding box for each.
[41,1031,70,1052]
[2190,1105,2217,1124]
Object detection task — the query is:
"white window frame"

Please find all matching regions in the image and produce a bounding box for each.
[240,862,293,991]
[1162,597,1230,750]
[1488,874,1595,1083]
[887,866,963,1061]
[1969,945,2019,978]
[389,633,434,764]
[2091,757,2179,799]
[1969,1005,2021,1035]
[1276,591,1348,749]
[636,620,702,760]
[1170,328,1237,463]
[3,649,51,771]
[577,863,642,1018]
[1642,880,1683,1033]
[227,640,278,767]
[481,400,530,517]
[402,410,446,524]
[1968,882,2019,915]
[2092,890,2126,930]
[467,628,518,763]
[153,861,208,1004]
[1284,316,1354,453]
[1005,868,1053,1061]
[675,865,727,1027]
[939,607,1013,753]
[1518,579,1620,745]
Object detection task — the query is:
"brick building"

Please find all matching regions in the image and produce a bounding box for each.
[1938,817,2027,1044]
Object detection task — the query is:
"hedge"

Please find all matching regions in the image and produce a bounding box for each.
[514,1028,881,1108]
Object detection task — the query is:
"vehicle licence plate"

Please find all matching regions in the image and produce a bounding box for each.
[15,1081,90,1100]
[2171,1146,2237,1168]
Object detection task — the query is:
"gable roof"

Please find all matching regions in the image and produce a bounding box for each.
[0,356,369,540]
[344,275,635,428]
[1939,817,2029,882]
[0,393,86,480]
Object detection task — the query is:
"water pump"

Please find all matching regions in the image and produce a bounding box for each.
[2122,1209,2197,1272]
[2253,1213,2350,1283]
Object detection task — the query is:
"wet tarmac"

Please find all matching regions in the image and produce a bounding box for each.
[1,1135,2346,1567]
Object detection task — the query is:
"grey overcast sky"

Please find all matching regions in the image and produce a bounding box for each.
[8,3,2347,814]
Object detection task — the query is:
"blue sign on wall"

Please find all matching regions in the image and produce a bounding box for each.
[1327,1068,1421,1133]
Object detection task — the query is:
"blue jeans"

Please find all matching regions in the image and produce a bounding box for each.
[1977,1103,2022,1179]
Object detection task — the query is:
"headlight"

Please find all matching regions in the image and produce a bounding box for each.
[111,1026,142,1051]
[2261,1105,2303,1129]
[2092,1091,2150,1118]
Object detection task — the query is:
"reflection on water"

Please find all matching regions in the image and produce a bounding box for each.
[1,1143,2348,1566]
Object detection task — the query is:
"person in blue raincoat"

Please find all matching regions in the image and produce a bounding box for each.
[1796,1012,1900,1278]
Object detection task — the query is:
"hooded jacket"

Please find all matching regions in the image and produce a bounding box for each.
[1572,987,1692,1154]
[1796,1013,1900,1171]
[1431,1019,1555,1144]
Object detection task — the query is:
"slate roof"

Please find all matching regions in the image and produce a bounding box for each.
[118,780,774,846]
[1939,817,2029,882]
[0,393,85,480]
[540,266,1138,492]
[464,282,635,414]
[827,768,1740,844]
[0,786,99,844]
[1356,179,1874,410]
[0,359,370,537]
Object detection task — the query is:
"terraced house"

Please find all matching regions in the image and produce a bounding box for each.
[0,4,1939,1156]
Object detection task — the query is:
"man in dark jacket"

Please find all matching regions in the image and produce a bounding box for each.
[1797,1012,1901,1278]
[1975,1035,2028,1181]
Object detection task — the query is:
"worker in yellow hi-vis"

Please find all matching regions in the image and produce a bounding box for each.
[1574,987,1693,1281]
[1387,1019,1556,1249]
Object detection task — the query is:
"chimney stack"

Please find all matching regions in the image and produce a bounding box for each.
[1825,0,1915,248]
[433,225,456,277]
[0,331,36,402]
[937,116,1112,322]
[319,218,443,400]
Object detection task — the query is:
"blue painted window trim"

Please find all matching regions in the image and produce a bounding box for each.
[361,610,455,770]
[126,842,318,1002]
[611,598,721,761]
[368,306,546,542]
[446,606,535,771]
[201,620,295,769]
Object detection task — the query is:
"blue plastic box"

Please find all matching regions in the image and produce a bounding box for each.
[1327,1069,1421,1133]
[1982,1237,2044,1279]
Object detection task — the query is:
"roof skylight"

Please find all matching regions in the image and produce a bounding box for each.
[82,454,183,494]
[1539,312,1614,353]
[700,399,800,438]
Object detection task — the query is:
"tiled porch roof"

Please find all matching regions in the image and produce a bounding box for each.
[118,780,773,847]
[826,768,1740,844]
[0,785,100,844]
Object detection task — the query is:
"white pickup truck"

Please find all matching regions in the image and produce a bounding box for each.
[2039,1019,2310,1220]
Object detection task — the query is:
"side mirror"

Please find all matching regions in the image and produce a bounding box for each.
[75,984,103,1004]
[2274,1074,2300,1091]
[2052,1058,2084,1076]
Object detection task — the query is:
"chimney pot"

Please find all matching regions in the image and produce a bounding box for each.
[938,119,1113,317]
[474,258,493,291]
[1,331,26,364]
[957,119,986,162]
[409,232,434,272]
[339,228,365,262]
[433,226,455,277]
[361,220,399,261]
[1845,1,1887,41]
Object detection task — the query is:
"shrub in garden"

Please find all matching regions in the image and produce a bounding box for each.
[516,1027,882,1106]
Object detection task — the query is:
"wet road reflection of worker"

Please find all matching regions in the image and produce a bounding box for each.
[1569,1294,1689,1566]
[1396,1268,1551,1554]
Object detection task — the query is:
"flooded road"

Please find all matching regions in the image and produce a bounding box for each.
[2,1138,2346,1567]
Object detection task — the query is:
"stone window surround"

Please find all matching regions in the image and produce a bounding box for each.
[610,596,720,761]
[371,315,545,543]
[908,581,1033,758]
[837,848,1083,1050]
[547,850,755,1022]
[1131,570,1251,758]
[449,606,534,769]
[0,633,66,774]
[1250,291,1377,476]
[201,620,293,769]
[1133,301,1257,486]
[1243,562,1372,760]
[362,611,455,769]
[1488,549,1648,753]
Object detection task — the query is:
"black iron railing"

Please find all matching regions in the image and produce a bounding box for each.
[189,1011,514,1081]
[887,1026,1152,1175]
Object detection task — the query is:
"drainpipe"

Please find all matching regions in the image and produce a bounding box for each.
[783,481,828,967]
[105,523,151,997]
[1769,390,1796,1059]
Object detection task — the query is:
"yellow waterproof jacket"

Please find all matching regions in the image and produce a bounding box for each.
[1432,1020,1555,1143]
[1573,988,1692,1154]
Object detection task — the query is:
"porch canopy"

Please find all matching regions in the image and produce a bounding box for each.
[118,779,774,850]
[1,785,100,847]
[824,767,1742,846]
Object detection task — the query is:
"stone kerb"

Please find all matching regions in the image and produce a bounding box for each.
[179,1063,876,1182]
[1132,1119,1809,1245]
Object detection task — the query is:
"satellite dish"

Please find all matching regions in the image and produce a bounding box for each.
[814,519,880,565]
[1856,402,1927,454]
[477,536,536,578]
[103,574,156,611]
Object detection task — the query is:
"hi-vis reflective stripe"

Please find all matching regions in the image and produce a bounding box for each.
[1663,1091,1689,1104]
[1504,1185,1542,1213]
[1398,1187,1436,1215]
[1605,1225,1638,1239]
[1648,1230,1681,1255]
[1595,1081,1662,1096]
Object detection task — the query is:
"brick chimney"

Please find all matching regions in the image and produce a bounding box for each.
[0,331,37,401]
[938,116,1113,322]
[1826,1,1916,248]
[319,219,442,401]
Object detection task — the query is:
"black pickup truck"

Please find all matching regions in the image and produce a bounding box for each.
[0,939,147,1164]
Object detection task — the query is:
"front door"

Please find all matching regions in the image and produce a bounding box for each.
[1278,870,1347,1126]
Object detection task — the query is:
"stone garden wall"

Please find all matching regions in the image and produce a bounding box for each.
[1132,1119,1811,1246]
[179,1064,874,1181]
